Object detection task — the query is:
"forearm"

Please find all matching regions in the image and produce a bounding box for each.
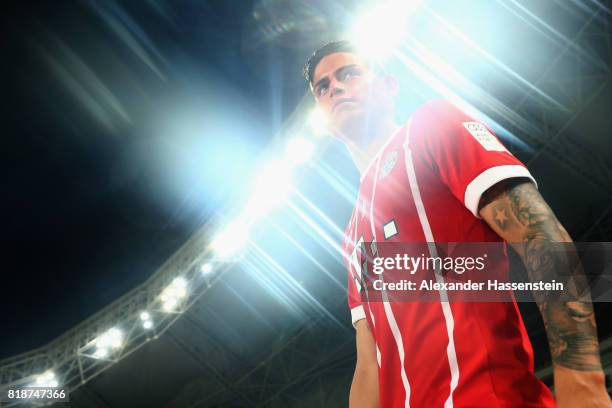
[349,366,380,408]
[480,179,603,372]
[480,179,610,406]
[518,233,608,403]
[539,301,601,371]
[518,237,602,372]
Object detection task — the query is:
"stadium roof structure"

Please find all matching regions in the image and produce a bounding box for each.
[0,211,358,407]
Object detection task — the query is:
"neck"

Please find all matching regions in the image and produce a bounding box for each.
[342,116,399,177]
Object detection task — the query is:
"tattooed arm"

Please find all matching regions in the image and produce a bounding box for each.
[479,178,610,407]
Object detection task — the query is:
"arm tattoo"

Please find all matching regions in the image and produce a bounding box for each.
[480,179,602,371]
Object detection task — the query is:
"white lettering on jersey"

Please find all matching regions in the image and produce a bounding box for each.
[462,122,508,152]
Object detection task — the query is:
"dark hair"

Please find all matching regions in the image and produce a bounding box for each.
[303,41,360,85]
[303,40,385,87]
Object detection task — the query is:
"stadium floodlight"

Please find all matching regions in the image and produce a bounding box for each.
[96,328,123,349]
[162,298,178,312]
[200,262,213,274]
[211,218,250,258]
[309,108,328,136]
[92,327,124,359]
[285,137,315,165]
[160,277,188,312]
[139,311,153,329]
[348,0,421,61]
[93,348,108,359]
[33,370,58,388]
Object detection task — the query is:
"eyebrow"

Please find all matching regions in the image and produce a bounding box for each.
[312,64,359,93]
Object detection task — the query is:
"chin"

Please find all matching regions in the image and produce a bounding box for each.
[332,111,371,140]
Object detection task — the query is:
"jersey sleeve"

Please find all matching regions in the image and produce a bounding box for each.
[348,262,366,329]
[417,100,537,218]
[344,223,366,329]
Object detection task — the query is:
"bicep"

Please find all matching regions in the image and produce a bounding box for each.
[478,178,571,255]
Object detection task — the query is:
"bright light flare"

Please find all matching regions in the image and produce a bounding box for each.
[201,262,213,274]
[162,298,178,312]
[211,218,250,258]
[284,137,315,165]
[93,348,108,359]
[349,0,421,60]
[34,370,58,388]
[308,108,328,136]
[243,160,293,219]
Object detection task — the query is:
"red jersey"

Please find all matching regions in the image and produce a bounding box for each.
[343,100,555,407]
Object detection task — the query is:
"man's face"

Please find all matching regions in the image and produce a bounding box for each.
[311,52,395,140]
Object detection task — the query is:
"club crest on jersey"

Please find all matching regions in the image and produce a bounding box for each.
[378,151,399,180]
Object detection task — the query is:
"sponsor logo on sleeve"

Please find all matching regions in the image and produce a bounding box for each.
[462,122,508,152]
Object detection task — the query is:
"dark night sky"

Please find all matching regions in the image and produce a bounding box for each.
[1,0,316,358]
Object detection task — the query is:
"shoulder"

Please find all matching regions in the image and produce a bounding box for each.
[402,99,459,149]
[412,99,469,130]
[409,99,481,149]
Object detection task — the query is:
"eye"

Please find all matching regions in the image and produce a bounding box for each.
[339,68,360,81]
[316,84,329,97]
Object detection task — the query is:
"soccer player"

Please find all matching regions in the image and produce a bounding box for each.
[303,41,611,407]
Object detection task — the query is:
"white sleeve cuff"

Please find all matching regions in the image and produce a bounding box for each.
[464,165,537,218]
[351,305,366,329]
